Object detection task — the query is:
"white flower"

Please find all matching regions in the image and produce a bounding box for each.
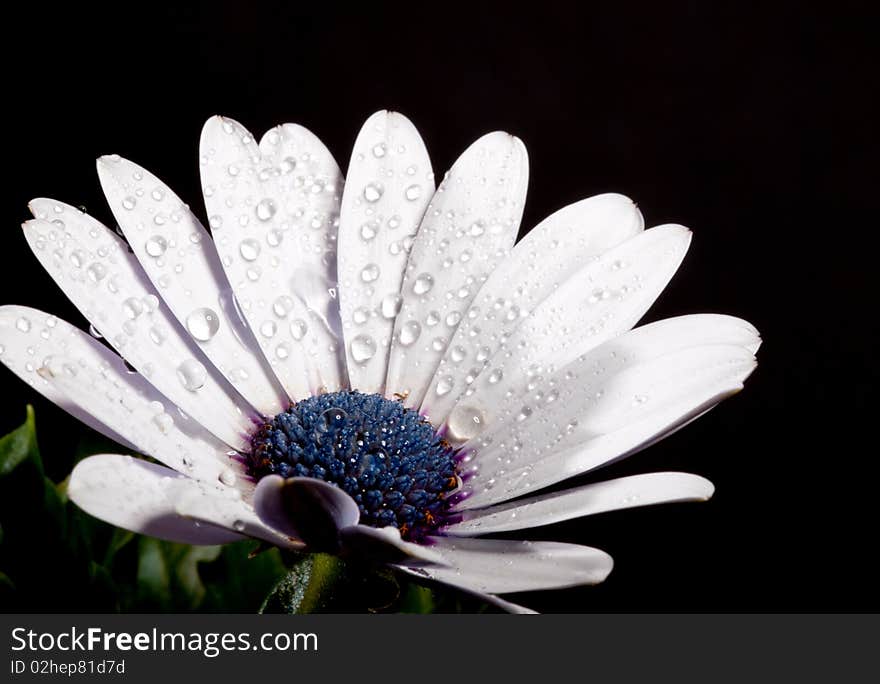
[0,111,759,613]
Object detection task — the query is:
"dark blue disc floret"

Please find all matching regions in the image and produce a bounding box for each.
[248,390,459,542]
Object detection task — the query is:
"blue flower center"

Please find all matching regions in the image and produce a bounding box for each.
[248,391,459,542]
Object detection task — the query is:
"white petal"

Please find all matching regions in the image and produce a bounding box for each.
[463,224,692,407]
[394,567,537,612]
[385,132,529,407]
[68,455,247,545]
[421,193,644,426]
[437,226,698,448]
[338,525,447,565]
[397,537,613,593]
[97,155,287,416]
[447,312,760,448]
[25,200,257,450]
[0,305,137,450]
[446,472,714,536]
[171,475,300,549]
[252,475,359,551]
[0,306,247,492]
[457,341,756,510]
[199,116,346,399]
[337,111,434,393]
[36,347,248,488]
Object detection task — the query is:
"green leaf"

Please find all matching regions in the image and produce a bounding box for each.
[398,583,436,613]
[0,405,41,477]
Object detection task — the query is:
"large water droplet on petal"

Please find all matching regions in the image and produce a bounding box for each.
[412,273,434,295]
[290,319,308,340]
[398,320,421,346]
[380,294,403,319]
[435,375,454,396]
[363,183,384,203]
[186,308,220,341]
[272,295,294,318]
[239,238,261,261]
[255,198,277,222]
[361,263,381,283]
[122,297,145,320]
[350,334,377,363]
[145,235,168,258]
[177,359,207,391]
[447,404,487,442]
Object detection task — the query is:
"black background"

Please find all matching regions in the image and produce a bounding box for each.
[0,1,876,612]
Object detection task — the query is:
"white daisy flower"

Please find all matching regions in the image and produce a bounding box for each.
[0,111,759,613]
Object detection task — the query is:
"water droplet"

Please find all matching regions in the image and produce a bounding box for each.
[149,325,167,346]
[405,184,422,201]
[412,273,434,295]
[380,294,403,319]
[399,320,421,346]
[15,317,31,333]
[86,263,107,282]
[447,404,486,441]
[516,406,532,422]
[69,250,85,268]
[351,334,377,363]
[260,320,277,338]
[488,368,503,384]
[272,295,294,318]
[186,308,220,341]
[436,375,454,396]
[450,345,466,363]
[266,229,283,247]
[372,142,387,158]
[152,412,173,434]
[361,263,381,282]
[445,311,462,327]
[280,157,297,174]
[290,319,308,340]
[145,235,168,257]
[469,221,485,237]
[239,238,261,261]
[275,342,291,360]
[352,307,369,325]
[363,183,384,203]
[177,359,207,391]
[320,407,348,432]
[122,297,145,319]
[219,469,237,486]
[256,198,277,221]
[122,196,137,210]
[360,220,379,241]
